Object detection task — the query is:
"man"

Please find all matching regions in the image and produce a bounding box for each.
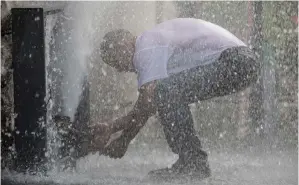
[92,18,259,180]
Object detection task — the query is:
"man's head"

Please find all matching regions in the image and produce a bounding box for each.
[100,29,136,72]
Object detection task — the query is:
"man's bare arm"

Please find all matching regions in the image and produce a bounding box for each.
[89,81,157,155]
[108,81,157,133]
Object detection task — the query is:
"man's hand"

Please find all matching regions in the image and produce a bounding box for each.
[89,122,113,153]
[102,124,143,158]
[101,81,157,158]
[89,81,157,158]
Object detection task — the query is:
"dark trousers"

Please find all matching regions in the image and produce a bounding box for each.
[154,47,259,159]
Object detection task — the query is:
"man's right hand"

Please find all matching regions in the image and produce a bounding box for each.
[102,125,142,158]
[90,81,157,158]
[89,122,113,153]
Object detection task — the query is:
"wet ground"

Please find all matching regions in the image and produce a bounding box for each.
[2,145,297,185]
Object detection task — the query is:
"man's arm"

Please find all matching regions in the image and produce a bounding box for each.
[108,81,157,133]
[94,82,157,158]
[89,81,157,154]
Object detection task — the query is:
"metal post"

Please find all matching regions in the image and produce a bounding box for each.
[12,8,47,173]
[248,1,264,143]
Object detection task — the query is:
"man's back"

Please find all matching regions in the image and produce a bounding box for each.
[133,18,247,88]
[144,18,245,48]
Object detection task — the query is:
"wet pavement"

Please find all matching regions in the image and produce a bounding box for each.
[2,146,297,185]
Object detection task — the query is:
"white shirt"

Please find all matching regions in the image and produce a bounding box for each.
[133,18,246,89]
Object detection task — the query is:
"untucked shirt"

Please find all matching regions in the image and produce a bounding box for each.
[133,18,246,89]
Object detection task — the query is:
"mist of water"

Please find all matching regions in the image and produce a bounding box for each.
[44,2,96,171]
[58,3,94,121]
[44,1,120,171]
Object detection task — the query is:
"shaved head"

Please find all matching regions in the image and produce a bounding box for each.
[100,29,136,72]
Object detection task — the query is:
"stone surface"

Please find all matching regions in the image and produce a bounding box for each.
[2,146,297,185]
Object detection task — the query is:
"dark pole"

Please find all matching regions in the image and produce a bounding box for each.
[1,12,14,170]
[248,1,264,143]
[12,8,47,173]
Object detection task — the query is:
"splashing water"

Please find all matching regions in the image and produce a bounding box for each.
[58,2,94,121]
[44,1,120,172]
[2,2,297,185]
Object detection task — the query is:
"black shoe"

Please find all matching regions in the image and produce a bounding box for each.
[148,153,211,182]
